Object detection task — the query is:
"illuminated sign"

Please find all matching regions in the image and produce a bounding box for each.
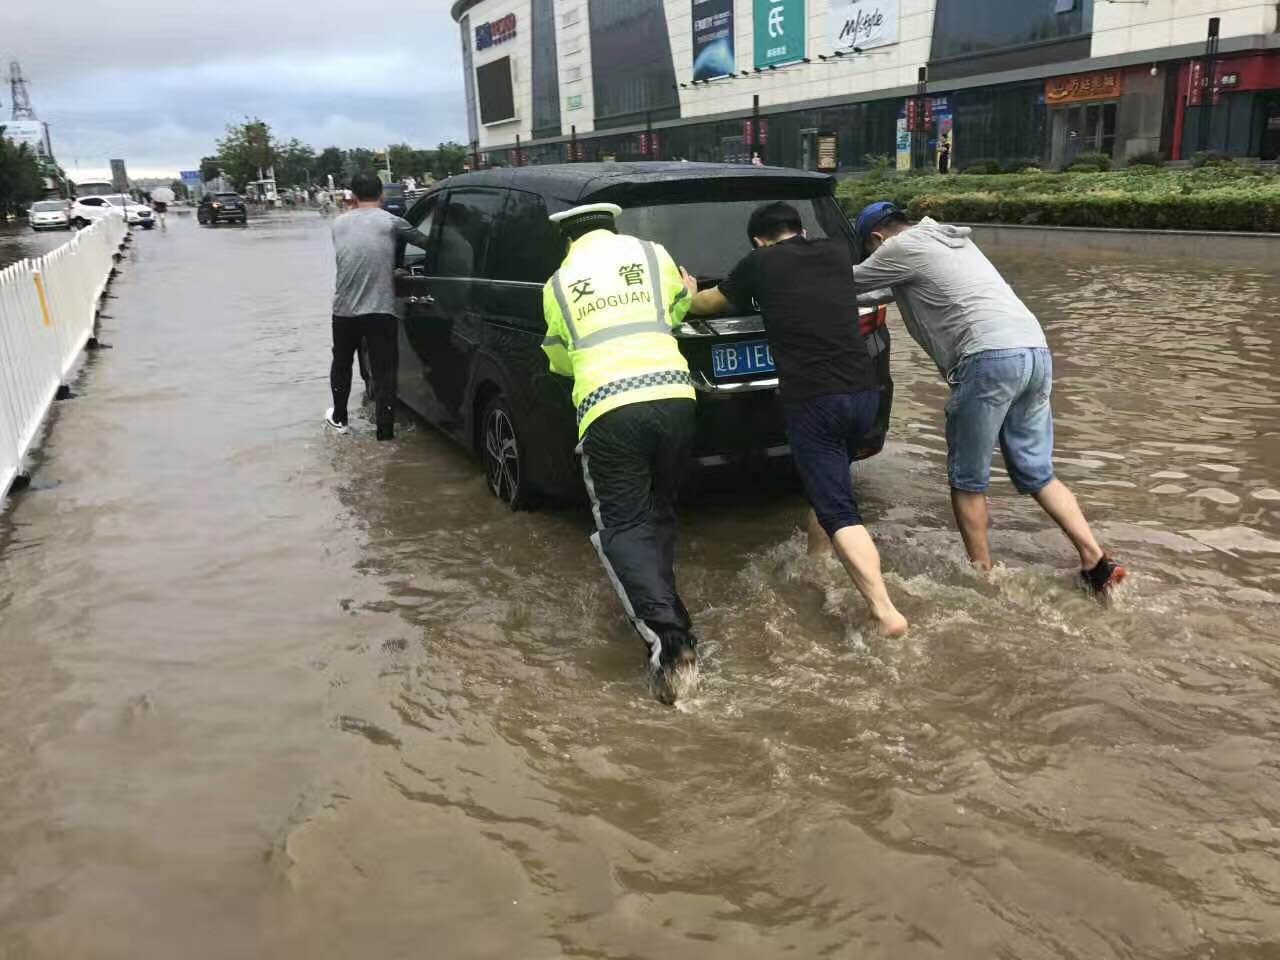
[475,13,517,51]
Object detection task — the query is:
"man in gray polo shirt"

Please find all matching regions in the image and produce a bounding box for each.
[327,171,431,440]
[852,202,1126,597]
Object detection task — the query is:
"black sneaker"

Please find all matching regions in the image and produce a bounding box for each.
[1081,555,1127,598]
[649,628,699,706]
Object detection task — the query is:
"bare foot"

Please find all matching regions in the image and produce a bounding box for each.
[876,609,909,638]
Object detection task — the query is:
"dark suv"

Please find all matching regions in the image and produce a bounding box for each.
[393,162,891,508]
[380,183,408,218]
[197,192,247,225]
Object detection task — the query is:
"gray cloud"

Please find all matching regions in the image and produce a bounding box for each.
[2,1,466,177]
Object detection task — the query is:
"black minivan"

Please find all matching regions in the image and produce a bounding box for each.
[392,162,891,508]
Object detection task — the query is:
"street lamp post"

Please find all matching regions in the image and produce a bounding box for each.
[1196,16,1221,154]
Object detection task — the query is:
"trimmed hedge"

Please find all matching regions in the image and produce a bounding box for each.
[837,166,1280,233]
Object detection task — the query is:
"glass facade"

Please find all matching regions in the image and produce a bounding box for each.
[930,0,1093,79]
[1185,94,1270,158]
[588,0,680,129]
[530,0,561,140]
[952,82,1049,168]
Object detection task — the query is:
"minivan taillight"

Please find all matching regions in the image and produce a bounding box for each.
[858,304,888,337]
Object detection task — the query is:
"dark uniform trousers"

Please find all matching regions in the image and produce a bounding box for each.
[578,398,697,660]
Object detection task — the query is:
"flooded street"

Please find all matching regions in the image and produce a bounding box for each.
[0,222,77,270]
[2,210,1278,959]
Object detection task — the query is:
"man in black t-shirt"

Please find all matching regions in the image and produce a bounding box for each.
[683,201,907,638]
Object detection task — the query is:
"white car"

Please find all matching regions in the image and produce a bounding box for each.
[28,199,71,231]
[70,194,155,230]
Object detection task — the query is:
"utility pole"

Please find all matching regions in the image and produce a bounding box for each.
[914,66,928,171]
[9,61,35,119]
[1197,16,1221,154]
[515,133,523,166]
[751,94,760,164]
[570,124,578,162]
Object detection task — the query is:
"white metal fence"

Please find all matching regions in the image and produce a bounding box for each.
[0,214,127,496]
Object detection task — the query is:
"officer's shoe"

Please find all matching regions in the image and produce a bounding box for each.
[649,628,699,706]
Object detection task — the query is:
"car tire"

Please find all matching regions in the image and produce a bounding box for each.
[71,217,88,229]
[480,394,532,511]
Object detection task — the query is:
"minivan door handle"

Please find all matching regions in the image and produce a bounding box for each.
[407,293,436,305]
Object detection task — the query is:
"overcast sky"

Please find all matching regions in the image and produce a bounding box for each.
[1,0,467,179]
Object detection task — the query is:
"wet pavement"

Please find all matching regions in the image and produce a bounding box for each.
[0,221,78,269]
[1,210,1279,959]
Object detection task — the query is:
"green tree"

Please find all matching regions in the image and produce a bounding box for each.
[199,155,222,184]
[0,135,45,217]
[388,143,436,182]
[433,141,468,179]
[342,147,376,183]
[169,179,189,200]
[315,146,345,186]
[275,138,318,187]
[216,118,276,190]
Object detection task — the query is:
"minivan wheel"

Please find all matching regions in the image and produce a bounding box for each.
[481,395,528,510]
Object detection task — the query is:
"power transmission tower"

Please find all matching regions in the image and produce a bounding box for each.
[10,61,36,120]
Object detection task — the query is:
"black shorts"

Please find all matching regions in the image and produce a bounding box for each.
[784,390,881,538]
[152,201,168,213]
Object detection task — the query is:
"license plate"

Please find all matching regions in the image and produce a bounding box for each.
[712,339,775,379]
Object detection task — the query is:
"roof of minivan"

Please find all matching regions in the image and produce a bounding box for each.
[439,162,834,207]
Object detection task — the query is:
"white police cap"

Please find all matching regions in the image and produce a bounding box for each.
[548,202,623,224]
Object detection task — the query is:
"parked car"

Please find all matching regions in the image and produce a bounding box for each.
[380,183,409,218]
[197,192,248,226]
[28,199,71,231]
[70,194,155,229]
[388,162,892,509]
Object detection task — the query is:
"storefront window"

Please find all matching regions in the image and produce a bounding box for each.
[588,0,680,129]
[953,82,1049,168]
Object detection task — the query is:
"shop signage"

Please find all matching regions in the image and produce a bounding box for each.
[1045,70,1122,106]
[692,0,735,81]
[904,97,934,133]
[754,0,805,69]
[475,13,517,51]
[816,133,838,171]
[638,132,663,157]
[829,0,898,54]
[742,119,770,145]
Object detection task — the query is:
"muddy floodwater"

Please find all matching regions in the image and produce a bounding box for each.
[1,211,1278,959]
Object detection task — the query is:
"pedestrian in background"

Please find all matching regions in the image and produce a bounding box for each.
[683,202,908,637]
[326,171,430,440]
[851,202,1126,596]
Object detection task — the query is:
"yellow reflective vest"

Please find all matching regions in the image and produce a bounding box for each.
[542,229,694,437]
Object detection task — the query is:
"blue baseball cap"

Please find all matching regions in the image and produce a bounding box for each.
[853,201,904,242]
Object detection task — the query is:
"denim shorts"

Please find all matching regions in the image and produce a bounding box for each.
[784,390,882,538]
[946,347,1055,495]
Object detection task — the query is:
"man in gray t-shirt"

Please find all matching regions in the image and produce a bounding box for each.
[326,171,430,440]
[851,203,1125,597]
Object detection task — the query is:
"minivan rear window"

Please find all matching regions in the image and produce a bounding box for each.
[616,196,852,281]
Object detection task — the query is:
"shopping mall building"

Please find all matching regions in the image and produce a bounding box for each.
[450,0,1280,172]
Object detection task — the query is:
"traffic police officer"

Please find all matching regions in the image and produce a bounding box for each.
[541,202,698,704]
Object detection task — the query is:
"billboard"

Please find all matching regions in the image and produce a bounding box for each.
[754,0,805,69]
[1,120,52,158]
[476,57,517,125]
[830,0,898,54]
[692,0,735,82]
[110,159,129,192]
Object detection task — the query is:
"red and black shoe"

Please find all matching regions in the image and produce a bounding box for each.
[1081,555,1127,598]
